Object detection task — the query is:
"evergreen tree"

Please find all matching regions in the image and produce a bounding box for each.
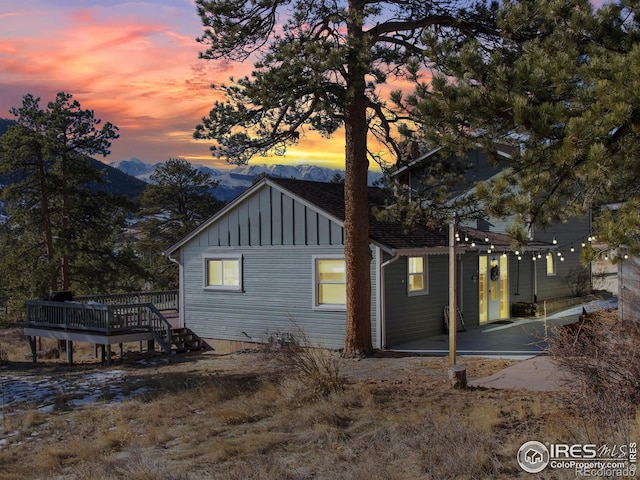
[0,93,141,314]
[193,0,500,355]
[403,0,640,251]
[138,158,223,290]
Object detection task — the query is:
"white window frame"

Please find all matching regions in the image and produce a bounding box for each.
[203,254,243,291]
[546,252,556,276]
[407,255,429,296]
[312,255,347,311]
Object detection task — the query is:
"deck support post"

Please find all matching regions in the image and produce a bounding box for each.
[28,336,37,363]
[119,343,123,359]
[147,339,154,352]
[94,344,99,358]
[106,345,112,365]
[66,340,73,365]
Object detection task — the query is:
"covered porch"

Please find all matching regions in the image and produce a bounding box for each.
[391,296,618,357]
[24,290,183,365]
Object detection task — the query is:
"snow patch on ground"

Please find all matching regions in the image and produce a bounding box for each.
[0,367,154,423]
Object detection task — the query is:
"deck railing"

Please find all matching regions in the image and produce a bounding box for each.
[26,300,110,332]
[25,300,174,353]
[75,290,178,311]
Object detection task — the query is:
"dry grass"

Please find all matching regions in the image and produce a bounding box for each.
[548,309,640,444]
[1,324,638,479]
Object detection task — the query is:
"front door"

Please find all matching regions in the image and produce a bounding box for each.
[479,255,509,323]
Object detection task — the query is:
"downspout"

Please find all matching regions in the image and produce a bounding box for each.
[533,253,538,304]
[379,251,401,350]
[167,252,184,328]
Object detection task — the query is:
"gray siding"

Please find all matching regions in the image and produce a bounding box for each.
[179,184,376,350]
[532,216,591,301]
[205,185,344,248]
[460,253,480,327]
[384,254,449,347]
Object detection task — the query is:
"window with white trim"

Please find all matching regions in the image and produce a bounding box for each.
[204,255,242,291]
[313,257,346,309]
[408,256,428,295]
[546,252,556,276]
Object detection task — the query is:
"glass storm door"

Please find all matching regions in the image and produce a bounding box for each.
[479,255,509,323]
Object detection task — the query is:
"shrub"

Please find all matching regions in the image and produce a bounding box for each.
[548,310,640,443]
[563,265,591,297]
[264,325,344,400]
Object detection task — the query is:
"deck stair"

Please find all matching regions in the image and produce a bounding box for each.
[166,327,205,353]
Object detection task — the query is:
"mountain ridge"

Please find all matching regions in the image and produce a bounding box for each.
[109,157,384,202]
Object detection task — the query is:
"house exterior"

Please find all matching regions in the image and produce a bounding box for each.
[393,146,593,324]
[165,166,590,353]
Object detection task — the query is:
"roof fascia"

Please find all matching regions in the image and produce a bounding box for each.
[164,177,350,256]
[163,177,271,256]
[391,142,514,179]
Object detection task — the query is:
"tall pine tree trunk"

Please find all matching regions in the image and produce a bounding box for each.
[343,0,373,356]
[61,154,71,291]
[36,150,57,292]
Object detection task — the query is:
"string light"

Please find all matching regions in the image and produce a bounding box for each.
[570,245,575,253]
[552,236,557,245]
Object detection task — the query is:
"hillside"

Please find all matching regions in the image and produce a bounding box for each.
[110,157,384,202]
[0,118,147,200]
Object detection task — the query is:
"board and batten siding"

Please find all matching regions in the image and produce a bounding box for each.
[383,253,449,347]
[180,184,376,350]
[201,185,344,247]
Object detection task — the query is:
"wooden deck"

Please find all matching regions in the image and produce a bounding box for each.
[24,290,180,364]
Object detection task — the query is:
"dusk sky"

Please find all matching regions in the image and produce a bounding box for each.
[1,1,607,171]
[0,0,348,169]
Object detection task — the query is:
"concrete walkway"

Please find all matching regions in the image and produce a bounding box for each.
[394,297,617,391]
[468,355,570,391]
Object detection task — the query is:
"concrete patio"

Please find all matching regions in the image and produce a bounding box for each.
[390,296,618,358]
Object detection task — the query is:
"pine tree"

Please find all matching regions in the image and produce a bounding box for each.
[405,0,640,250]
[138,158,224,290]
[0,93,136,312]
[193,0,500,355]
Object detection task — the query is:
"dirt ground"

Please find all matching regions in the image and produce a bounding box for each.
[0,326,631,480]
